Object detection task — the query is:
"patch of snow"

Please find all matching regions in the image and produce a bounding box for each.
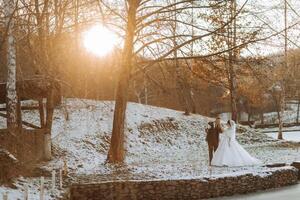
[265,131,300,142]
[0,177,62,200]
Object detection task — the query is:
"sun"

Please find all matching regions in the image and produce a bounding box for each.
[83,25,117,57]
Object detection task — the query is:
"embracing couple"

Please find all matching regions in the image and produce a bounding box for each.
[205,117,261,167]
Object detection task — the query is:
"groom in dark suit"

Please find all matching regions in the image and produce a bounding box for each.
[205,117,223,166]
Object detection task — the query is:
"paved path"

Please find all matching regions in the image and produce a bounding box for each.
[213,183,300,200]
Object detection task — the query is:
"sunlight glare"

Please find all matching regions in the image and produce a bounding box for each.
[83,25,117,57]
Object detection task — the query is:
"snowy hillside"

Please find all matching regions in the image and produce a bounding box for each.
[1,99,300,199]
[39,99,274,175]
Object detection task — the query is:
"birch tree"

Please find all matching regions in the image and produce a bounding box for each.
[4,0,18,135]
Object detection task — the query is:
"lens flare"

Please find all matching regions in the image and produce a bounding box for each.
[83,25,117,56]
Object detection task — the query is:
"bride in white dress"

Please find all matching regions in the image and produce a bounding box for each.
[211,120,262,167]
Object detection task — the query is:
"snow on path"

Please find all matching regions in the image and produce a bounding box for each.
[212,182,300,200]
[265,131,300,142]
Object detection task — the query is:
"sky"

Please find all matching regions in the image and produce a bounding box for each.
[244,0,300,56]
[139,0,300,58]
[79,0,300,59]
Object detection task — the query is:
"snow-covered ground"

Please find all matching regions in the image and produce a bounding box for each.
[265,131,300,142]
[1,99,300,199]
[212,183,300,200]
[257,103,300,142]
[0,177,61,200]
[261,103,299,125]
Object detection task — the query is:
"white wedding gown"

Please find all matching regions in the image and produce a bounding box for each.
[211,121,262,167]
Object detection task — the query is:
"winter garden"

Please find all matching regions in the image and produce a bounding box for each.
[1,0,300,200]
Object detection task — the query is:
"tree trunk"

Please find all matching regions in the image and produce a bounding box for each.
[107,1,139,163]
[143,75,148,105]
[277,91,285,140]
[180,80,196,115]
[44,89,54,160]
[186,89,196,114]
[172,1,195,115]
[229,0,238,122]
[181,67,196,114]
[229,65,238,122]
[247,112,251,123]
[277,109,283,140]
[133,80,142,104]
[175,69,193,115]
[5,0,18,135]
[34,0,50,73]
[296,99,300,124]
[260,112,264,124]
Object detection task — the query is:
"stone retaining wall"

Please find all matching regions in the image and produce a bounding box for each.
[70,167,298,200]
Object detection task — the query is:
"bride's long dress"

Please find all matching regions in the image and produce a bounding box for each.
[211,122,261,167]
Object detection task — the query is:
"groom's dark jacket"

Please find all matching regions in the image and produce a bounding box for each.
[206,122,222,148]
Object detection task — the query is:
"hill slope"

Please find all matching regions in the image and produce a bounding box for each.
[2,99,298,199]
[32,99,273,175]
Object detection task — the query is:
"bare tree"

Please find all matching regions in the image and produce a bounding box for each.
[4,0,18,135]
[103,0,242,163]
[228,0,238,122]
[171,0,196,115]
[107,0,140,163]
